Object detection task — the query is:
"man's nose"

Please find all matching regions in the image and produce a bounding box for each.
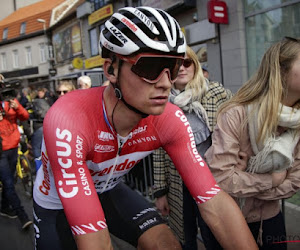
[155,70,172,89]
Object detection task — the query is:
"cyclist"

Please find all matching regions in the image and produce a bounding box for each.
[33,6,257,250]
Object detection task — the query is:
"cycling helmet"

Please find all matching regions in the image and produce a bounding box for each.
[99,6,186,58]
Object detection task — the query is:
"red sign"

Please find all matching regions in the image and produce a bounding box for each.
[207,0,228,24]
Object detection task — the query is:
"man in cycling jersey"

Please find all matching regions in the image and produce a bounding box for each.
[33,6,257,250]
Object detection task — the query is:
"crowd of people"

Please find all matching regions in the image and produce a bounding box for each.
[0,5,299,250]
[0,77,83,230]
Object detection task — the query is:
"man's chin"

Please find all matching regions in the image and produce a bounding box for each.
[147,105,167,116]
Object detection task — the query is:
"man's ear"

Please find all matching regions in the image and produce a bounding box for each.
[103,59,117,84]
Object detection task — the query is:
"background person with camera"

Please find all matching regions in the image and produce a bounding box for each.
[0,74,32,230]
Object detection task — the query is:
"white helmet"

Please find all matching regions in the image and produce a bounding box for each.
[99,6,186,58]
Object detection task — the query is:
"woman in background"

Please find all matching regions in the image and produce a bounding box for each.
[205,37,300,249]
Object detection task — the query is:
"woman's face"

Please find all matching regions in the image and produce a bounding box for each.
[57,86,71,98]
[174,57,195,91]
[284,52,300,106]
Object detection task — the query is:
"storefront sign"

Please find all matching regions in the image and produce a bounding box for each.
[85,56,105,69]
[88,4,113,25]
[207,0,228,24]
[72,58,83,69]
[53,23,83,63]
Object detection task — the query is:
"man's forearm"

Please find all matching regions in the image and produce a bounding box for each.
[198,190,258,250]
[74,228,113,250]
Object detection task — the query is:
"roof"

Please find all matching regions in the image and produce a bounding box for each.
[0,0,82,42]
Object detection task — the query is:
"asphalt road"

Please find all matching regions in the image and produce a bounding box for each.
[1,181,299,250]
[0,179,34,250]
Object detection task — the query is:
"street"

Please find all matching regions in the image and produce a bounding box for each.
[0,180,34,250]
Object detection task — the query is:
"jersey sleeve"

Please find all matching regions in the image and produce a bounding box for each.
[43,97,107,235]
[155,104,220,203]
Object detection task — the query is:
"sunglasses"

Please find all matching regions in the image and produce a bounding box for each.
[182,58,193,68]
[283,36,299,42]
[56,90,68,95]
[116,53,184,84]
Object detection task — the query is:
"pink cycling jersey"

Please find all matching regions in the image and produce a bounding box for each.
[33,86,220,235]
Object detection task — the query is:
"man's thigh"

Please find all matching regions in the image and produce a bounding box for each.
[100,182,166,247]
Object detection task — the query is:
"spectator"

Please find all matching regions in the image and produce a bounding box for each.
[31,87,53,159]
[56,80,76,98]
[205,37,300,249]
[201,65,209,79]
[77,76,92,89]
[153,46,232,249]
[0,95,32,229]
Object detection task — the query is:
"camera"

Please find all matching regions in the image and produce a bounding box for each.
[0,78,20,102]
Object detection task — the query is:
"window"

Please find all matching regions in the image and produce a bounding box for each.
[0,53,7,70]
[20,22,26,35]
[89,28,98,56]
[12,50,19,68]
[2,28,8,40]
[39,43,47,63]
[25,46,32,66]
[244,1,300,76]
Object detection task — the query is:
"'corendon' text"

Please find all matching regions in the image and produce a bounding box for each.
[90,159,140,177]
[56,128,79,198]
[39,152,50,195]
[175,110,205,167]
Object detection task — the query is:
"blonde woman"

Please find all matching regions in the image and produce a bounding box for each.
[153,46,232,249]
[205,37,300,249]
[56,80,76,98]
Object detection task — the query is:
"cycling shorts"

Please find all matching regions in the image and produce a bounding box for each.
[33,182,164,249]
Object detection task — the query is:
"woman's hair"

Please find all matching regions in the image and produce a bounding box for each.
[219,38,300,142]
[183,46,207,102]
[57,80,76,92]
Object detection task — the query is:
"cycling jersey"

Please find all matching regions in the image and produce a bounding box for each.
[33,86,220,237]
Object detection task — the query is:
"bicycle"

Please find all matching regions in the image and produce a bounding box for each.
[15,127,34,198]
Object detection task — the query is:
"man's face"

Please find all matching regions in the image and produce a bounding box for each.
[78,82,89,89]
[38,90,45,99]
[118,60,172,116]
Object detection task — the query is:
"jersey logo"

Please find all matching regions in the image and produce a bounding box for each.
[130,125,147,137]
[196,185,221,203]
[94,144,115,153]
[98,131,114,141]
[175,110,206,167]
[127,136,157,146]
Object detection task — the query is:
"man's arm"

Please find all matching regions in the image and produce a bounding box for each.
[74,228,113,250]
[199,190,258,250]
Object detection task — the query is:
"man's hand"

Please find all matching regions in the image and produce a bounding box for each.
[271,170,287,187]
[199,190,258,250]
[155,195,170,216]
[9,99,18,110]
[236,151,249,171]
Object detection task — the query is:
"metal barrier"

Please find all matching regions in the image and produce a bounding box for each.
[124,154,154,202]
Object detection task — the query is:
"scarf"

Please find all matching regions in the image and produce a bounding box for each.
[244,104,300,246]
[169,88,211,131]
[247,104,300,174]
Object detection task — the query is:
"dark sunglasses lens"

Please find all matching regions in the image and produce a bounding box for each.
[57,90,67,95]
[183,59,193,68]
[131,57,183,81]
